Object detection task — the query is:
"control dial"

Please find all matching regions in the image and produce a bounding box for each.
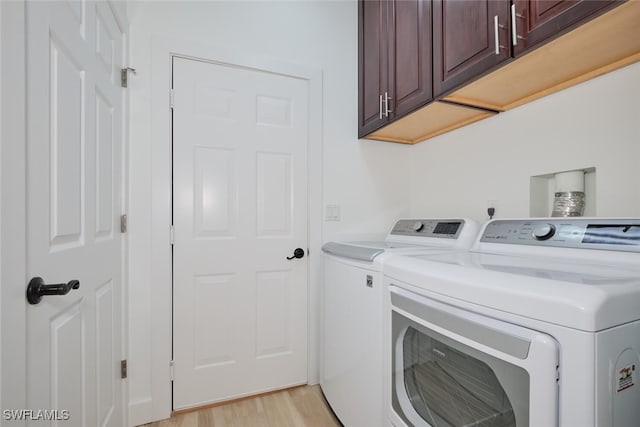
[532,223,556,240]
[412,221,425,232]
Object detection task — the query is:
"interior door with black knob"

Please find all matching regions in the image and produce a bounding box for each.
[24,2,125,425]
[172,56,310,409]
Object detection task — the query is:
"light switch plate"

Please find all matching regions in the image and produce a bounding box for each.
[325,204,341,221]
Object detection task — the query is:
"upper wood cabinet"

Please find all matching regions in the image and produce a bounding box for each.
[445,0,639,111]
[358,0,432,138]
[389,0,433,118]
[512,0,614,56]
[432,0,616,98]
[433,0,511,98]
[359,0,389,136]
[359,0,639,144]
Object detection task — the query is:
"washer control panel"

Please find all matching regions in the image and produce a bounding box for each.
[480,219,640,251]
[390,219,464,239]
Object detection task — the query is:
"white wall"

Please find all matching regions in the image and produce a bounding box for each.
[127,3,640,423]
[127,1,411,423]
[408,62,640,222]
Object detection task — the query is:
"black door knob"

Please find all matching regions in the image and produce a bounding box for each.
[286,248,305,260]
[26,277,80,305]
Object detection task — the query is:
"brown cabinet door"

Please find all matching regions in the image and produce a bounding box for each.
[433,0,511,97]
[359,0,390,137]
[512,0,616,56]
[388,0,433,119]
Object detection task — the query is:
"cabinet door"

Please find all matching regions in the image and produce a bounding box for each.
[512,0,615,56]
[433,0,511,97]
[359,0,390,137]
[388,0,433,119]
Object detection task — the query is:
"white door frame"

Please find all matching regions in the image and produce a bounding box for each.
[0,0,129,422]
[147,37,323,421]
[1,0,27,417]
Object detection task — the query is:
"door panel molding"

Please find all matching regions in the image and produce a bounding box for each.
[142,37,323,425]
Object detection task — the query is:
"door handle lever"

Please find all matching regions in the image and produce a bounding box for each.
[286,248,305,260]
[26,277,80,305]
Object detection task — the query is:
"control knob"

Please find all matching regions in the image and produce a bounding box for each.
[412,221,424,232]
[532,223,556,240]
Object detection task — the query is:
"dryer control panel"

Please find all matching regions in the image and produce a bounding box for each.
[390,219,464,239]
[480,219,640,251]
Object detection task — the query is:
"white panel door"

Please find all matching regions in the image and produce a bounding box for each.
[172,57,309,409]
[26,1,123,426]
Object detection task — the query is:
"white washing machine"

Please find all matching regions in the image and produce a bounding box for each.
[321,218,479,427]
[383,218,640,427]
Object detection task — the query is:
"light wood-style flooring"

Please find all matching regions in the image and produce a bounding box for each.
[144,385,342,427]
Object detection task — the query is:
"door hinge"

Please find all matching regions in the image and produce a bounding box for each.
[169,89,175,109]
[121,360,127,379]
[120,214,128,233]
[170,225,175,245]
[170,360,175,381]
[121,67,136,88]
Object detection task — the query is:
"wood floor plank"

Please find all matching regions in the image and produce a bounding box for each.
[289,385,339,426]
[143,385,341,427]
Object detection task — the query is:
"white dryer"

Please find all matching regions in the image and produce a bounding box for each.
[384,218,640,427]
[321,218,479,427]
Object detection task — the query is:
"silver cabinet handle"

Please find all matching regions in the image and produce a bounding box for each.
[511,4,518,46]
[379,94,383,119]
[494,15,506,55]
[384,92,393,117]
[512,6,527,44]
[494,15,500,55]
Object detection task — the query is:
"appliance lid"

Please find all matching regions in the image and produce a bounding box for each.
[321,240,465,262]
[347,241,426,249]
[384,252,640,332]
[407,251,640,284]
[321,241,386,262]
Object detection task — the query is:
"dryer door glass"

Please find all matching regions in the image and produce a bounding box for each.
[392,311,530,427]
[404,326,518,426]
